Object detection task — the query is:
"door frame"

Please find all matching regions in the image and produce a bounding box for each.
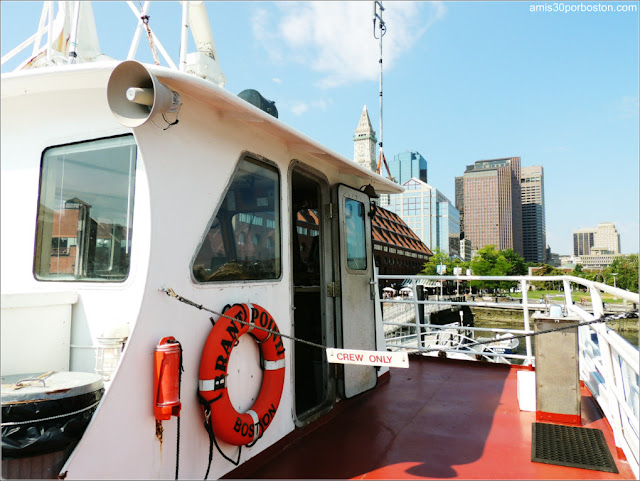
[288,161,336,426]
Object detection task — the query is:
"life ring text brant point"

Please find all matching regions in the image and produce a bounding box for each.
[198,303,285,446]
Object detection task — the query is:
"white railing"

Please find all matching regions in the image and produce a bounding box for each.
[376,273,639,477]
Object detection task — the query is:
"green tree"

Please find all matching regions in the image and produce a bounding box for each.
[420,248,451,276]
[571,264,586,278]
[502,248,527,276]
[602,254,639,292]
[468,245,526,292]
[531,264,565,290]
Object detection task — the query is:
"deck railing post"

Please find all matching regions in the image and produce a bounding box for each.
[416,283,425,349]
[520,279,533,365]
[596,329,625,450]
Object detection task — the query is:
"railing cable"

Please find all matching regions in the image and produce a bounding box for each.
[160,288,327,351]
[161,287,635,357]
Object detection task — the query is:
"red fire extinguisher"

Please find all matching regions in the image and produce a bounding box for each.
[154,336,183,420]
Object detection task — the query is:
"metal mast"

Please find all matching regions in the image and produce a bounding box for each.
[373,1,393,181]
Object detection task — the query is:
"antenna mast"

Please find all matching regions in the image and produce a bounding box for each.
[373,1,393,181]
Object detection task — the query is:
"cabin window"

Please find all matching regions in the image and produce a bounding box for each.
[193,156,281,282]
[344,198,367,270]
[34,135,137,281]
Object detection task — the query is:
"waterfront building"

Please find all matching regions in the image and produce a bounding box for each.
[350,108,432,277]
[571,223,621,269]
[454,176,464,238]
[573,223,620,256]
[380,178,460,258]
[594,222,620,254]
[353,105,377,172]
[545,245,561,267]
[460,157,523,256]
[389,151,427,186]
[573,228,595,256]
[520,165,546,263]
[372,206,433,281]
[575,253,624,270]
[459,236,472,262]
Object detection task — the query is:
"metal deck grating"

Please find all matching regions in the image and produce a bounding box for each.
[532,422,618,473]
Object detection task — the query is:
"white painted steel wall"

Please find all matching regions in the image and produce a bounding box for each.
[1,292,77,375]
[1,59,402,479]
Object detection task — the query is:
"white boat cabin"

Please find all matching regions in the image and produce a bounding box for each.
[0,4,402,478]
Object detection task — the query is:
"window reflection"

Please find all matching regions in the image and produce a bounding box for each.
[193,157,281,282]
[34,136,137,281]
[345,198,367,270]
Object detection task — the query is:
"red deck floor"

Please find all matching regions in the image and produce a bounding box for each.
[227,356,635,479]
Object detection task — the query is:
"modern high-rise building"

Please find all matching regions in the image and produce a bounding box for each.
[521,165,546,263]
[573,223,620,256]
[573,228,595,256]
[594,222,620,254]
[454,176,464,237]
[454,175,467,257]
[389,151,427,186]
[460,157,523,256]
[353,105,377,172]
[380,178,460,258]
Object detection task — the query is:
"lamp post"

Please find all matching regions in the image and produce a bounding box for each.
[611,273,618,289]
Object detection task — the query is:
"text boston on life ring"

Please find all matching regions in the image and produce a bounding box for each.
[198,303,285,446]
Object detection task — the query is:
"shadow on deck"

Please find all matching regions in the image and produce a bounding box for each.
[225,356,634,479]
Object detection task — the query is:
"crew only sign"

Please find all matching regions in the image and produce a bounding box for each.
[326,348,409,368]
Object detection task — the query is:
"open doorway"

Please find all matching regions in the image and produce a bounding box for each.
[291,168,332,421]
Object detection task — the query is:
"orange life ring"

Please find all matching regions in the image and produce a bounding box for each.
[198,303,285,446]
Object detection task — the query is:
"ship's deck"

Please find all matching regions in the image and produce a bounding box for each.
[227,356,635,479]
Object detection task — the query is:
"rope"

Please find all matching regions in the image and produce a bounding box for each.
[165,338,184,481]
[162,286,634,471]
[198,391,241,478]
[416,310,637,356]
[138,1,160,65]
[160,288,326,351]
[1,400,101,427]
[160,287,634,356]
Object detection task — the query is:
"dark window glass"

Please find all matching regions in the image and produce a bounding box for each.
[193,157,280,282]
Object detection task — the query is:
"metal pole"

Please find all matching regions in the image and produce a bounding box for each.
[417,284,425,348]
[521,279,533,365]
[374,1,385,165]
[46,0,54,64]
[127,1,150,60]
[179,1,190,71]
[68,1,81,64]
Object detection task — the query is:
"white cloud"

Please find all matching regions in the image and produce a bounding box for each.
[311,98,331,111]
[251,1,445,88]
[272,77,282,84]
[290,101,309,116]
[616,96,639,118]
[281,97,333,116]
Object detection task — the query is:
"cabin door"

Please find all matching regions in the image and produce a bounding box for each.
[334,184,377,398]
[291,168,334,422]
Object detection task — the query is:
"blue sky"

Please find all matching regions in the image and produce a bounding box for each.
[2,1,638,255]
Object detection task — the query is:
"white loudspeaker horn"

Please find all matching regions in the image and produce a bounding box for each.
[107,60,181,128]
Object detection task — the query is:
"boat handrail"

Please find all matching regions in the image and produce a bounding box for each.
[375,272,639,477]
